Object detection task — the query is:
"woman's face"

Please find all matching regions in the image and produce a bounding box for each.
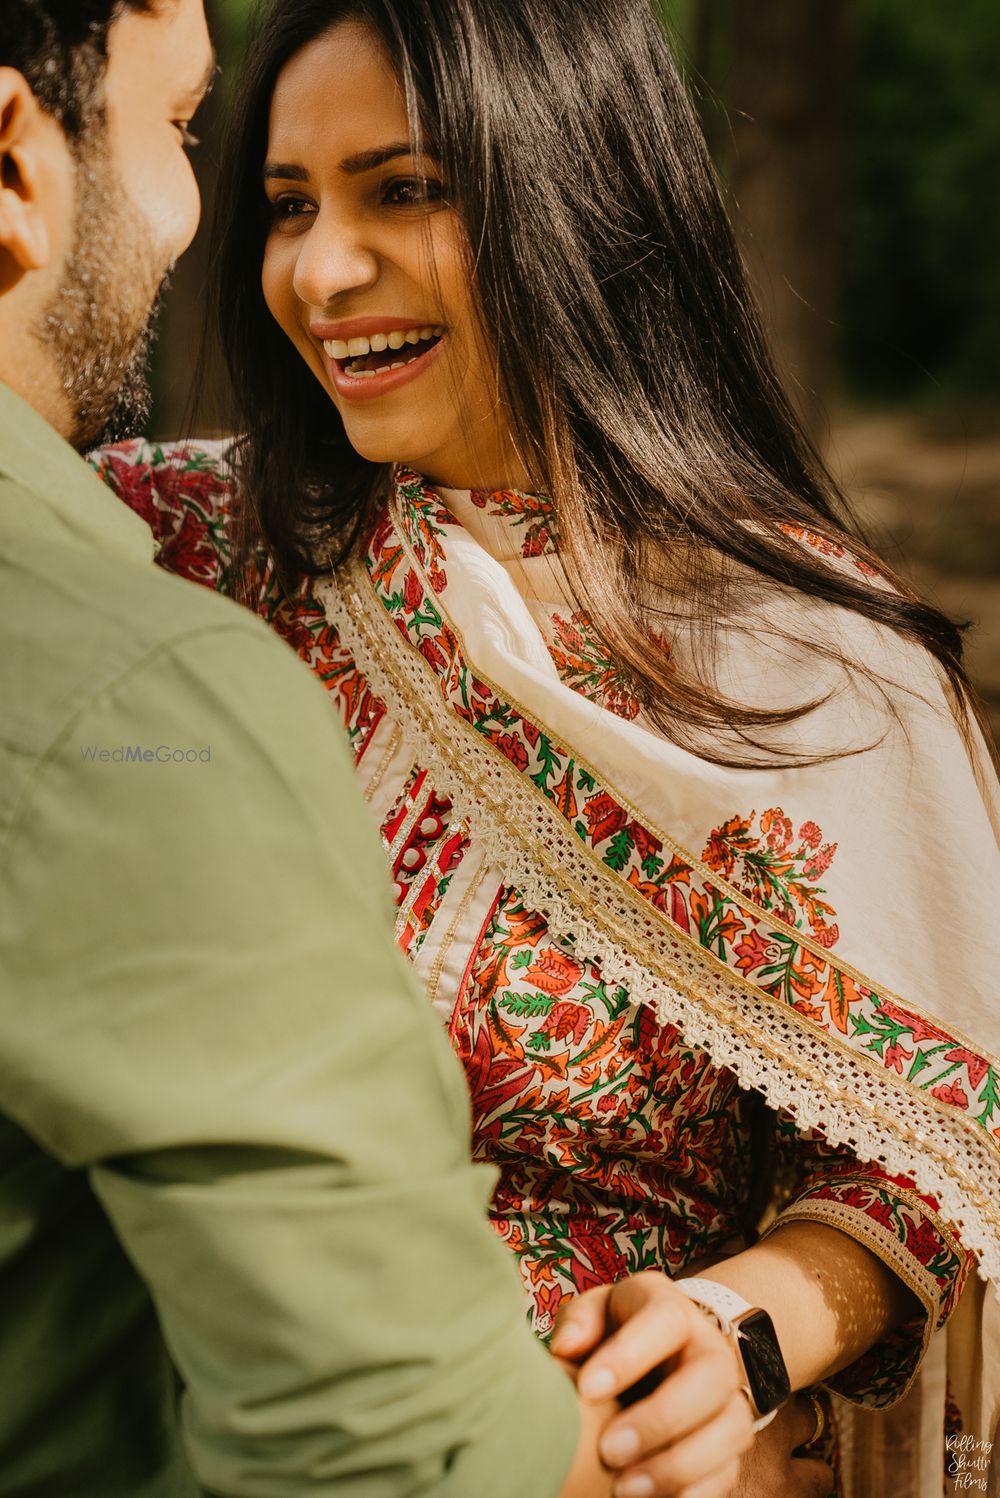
[262,20,524,490]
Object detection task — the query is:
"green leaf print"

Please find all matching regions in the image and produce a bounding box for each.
[604,828,634,872]
[500,990,557,1018]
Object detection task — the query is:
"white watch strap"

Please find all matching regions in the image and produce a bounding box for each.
[673,1276,756,1335]
[674,1277,780,1431]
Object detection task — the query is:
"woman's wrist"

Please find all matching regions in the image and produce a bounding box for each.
[693,1219,917,1391]
[671,1277,790,1426]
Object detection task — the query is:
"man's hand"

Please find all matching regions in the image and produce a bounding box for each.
[551,1271,754,1498]
[735,1397,834,1498]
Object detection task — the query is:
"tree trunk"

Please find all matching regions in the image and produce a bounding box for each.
[717,0,851,444]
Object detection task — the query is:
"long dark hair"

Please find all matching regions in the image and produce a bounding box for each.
[213,0,987,768]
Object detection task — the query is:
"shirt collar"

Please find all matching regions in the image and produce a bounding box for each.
[0,381,153,565]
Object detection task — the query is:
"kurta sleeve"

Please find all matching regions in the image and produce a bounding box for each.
[1,615,579,1495]
[765,1114,973,1408]
[89,438,238,591]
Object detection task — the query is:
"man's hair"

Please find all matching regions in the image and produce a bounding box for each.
[0,0,154,138]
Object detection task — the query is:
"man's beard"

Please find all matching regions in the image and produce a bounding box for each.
[35,146,171,452]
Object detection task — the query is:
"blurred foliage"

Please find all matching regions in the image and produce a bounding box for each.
[203,0,1000,400]
[661,0,1000,399]
[843,0,1000,397]
[213,0,256,60]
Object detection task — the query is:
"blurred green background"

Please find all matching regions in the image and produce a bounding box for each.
[155,0,1000,737]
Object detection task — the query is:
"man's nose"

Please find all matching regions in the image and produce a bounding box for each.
[292,208,379,308]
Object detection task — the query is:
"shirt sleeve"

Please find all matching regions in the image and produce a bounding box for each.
[765,1114,972,1409]
[1,618,579,1496]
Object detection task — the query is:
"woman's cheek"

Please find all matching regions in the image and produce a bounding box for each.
[261,242,296,339]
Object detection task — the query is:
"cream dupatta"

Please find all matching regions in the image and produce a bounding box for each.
[316,467,1000,1498]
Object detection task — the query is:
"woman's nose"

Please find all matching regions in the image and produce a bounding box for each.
[292,208,379,308]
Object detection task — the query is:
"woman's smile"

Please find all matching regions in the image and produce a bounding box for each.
[261,20,524,489]
[310,315,448,402]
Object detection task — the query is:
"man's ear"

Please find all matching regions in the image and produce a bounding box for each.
[0,68,60,274]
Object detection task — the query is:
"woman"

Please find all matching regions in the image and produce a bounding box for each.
[95,1,1000,1492]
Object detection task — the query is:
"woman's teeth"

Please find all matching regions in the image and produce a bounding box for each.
[323,324,445,380]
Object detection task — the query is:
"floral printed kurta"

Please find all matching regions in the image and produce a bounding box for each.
[93,440,976,1433]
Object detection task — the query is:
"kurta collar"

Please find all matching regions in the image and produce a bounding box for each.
[427,475,569,606]
[0,381,153,566]
[435,480,556,565]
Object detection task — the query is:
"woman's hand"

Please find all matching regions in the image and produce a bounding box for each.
[552,1271,754,1498]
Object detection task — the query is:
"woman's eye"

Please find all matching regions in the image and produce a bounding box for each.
[267,196,316,226]
[382,177,445,208]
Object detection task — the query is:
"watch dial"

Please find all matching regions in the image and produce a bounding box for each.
[737,1309,792,1415]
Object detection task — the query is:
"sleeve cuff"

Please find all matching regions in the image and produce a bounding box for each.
[763,1172,971,1408]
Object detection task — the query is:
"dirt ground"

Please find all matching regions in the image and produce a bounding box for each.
[827,404,1000,744]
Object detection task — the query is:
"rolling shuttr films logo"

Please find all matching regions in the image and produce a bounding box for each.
[946,1434,993,1492]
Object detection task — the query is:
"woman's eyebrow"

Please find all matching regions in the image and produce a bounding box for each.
[263,162,310,183]
[339,143,439,174]
[262,144,440,184]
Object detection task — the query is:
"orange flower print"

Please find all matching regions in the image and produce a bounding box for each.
[792,1000,826,1024]
[931,1081,969,1109]
[733,929,776,975]
[543,1002,592,1045]
[584,792,628,845]
[548,610,642,720]
[525,948,585,996]
[701,807,840,946]
[702,813,758,880]
[470,487,556,559]
[554,614,587,653]
[780,521,881,580]
[629,820,664,862]
[626,866,669,912]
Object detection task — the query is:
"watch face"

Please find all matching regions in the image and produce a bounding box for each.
[736,1309,791,1415]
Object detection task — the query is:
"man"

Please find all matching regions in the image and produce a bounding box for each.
[0,2,757,1495]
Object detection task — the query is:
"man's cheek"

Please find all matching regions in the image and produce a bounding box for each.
[117,131,202,264]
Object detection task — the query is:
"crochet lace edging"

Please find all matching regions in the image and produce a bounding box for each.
[317,564,1000,1293]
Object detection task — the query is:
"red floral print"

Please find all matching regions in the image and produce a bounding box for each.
[96,443,980,1440]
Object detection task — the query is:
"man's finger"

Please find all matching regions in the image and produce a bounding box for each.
[611,1394,754,1497]
[600,1352,743,1466]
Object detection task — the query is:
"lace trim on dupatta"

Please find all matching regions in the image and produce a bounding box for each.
[315,536,1000,1292]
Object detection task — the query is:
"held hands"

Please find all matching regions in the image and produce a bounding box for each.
[551,1271,754,1498]
[734,1396,834,1498]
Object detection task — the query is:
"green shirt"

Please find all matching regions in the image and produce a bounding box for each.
[0,384,578,1497]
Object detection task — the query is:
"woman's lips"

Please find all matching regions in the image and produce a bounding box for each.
[324,330,448,403]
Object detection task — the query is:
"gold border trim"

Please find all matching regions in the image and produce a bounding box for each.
[337,556,1000,1229]
[386,483,999,1068]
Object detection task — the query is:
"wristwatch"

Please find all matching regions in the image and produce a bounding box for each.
[674,1277,791,1429]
